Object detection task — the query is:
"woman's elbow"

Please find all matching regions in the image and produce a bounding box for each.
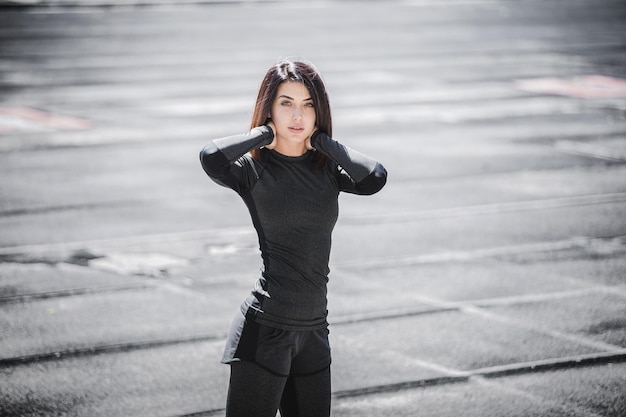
[358,163,387,195]
[199,142,228,177]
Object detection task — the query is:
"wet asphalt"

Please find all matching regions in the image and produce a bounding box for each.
[0,0,625,416]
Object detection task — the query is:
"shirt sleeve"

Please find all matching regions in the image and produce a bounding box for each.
[311,131,387,195]
[199,126,274,194]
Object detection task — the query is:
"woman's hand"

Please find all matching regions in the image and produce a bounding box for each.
[265,121,277,150]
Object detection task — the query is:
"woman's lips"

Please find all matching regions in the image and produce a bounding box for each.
[288,126,304,133]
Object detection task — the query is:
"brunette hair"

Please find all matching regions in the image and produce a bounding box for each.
[250,60,332,164]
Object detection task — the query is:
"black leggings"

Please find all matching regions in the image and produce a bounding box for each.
[225,361,331,417]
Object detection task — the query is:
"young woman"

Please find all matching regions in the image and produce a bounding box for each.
[200,60,387,417]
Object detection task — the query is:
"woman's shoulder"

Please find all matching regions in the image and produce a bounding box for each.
[235,152,267,180]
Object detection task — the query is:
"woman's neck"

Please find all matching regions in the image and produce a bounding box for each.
[273,140,307,157]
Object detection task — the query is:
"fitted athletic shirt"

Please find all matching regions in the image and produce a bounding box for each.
[200,126,387,330]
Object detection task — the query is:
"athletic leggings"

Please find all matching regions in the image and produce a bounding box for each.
[225,361,331,417]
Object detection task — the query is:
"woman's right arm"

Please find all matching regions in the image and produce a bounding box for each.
[199,126,274,191]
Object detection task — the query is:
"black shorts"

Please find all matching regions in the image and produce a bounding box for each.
[221,307,331,377]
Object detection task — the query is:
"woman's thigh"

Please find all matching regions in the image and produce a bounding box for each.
[226,361,287,417]
[279,366,331,417]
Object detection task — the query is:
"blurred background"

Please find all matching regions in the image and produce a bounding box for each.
[0,0,625,416]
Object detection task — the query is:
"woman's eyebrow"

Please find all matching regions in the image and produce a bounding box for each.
[278,95,313,101]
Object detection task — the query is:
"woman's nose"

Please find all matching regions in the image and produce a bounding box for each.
[292,107,303,120]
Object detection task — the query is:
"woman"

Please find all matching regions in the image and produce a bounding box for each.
[200,60,387,417]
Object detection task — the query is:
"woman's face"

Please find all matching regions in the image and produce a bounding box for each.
[270,81,317,148]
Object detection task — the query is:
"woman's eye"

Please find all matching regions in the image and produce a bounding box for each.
[305,102,315,108]
[281,101,291,106]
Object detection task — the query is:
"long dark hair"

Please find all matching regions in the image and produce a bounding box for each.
[250,60,332,165]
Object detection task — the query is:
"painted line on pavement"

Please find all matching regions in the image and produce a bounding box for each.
[0,200,136,217]
[340,192,626,225]
[331,286,624,326]
[332,349,626,399]
[0,332,226,368]
[336,235,626,270]
[470,285,626,306]
[460,303,622,353]
[333,285,625,353]
[0,281,155,304]
[410,291,626,364]
[0,226,254,256]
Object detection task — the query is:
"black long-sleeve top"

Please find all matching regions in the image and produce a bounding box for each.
[200,126,387,330]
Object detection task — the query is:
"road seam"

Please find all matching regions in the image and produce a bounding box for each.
[332,350,626,399]
[331,285,625,325]
[336,235,626,269]
[0,333,226,368]
[0,281,154,304]
[339,192,626,225]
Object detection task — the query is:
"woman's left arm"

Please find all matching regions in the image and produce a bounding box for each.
[310,131,387,195]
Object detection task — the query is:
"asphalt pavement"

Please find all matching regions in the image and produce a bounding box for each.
[1,0,625,416]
